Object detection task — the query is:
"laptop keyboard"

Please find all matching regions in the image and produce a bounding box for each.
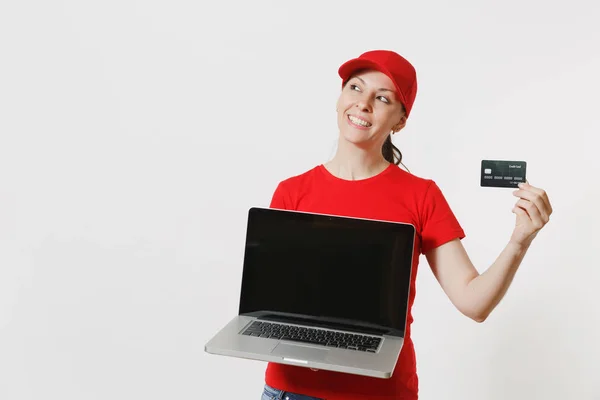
[241,321,382,353]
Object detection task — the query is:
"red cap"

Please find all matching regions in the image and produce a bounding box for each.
[338,50,418,118]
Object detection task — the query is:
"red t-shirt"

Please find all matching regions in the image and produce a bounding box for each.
[265,163,465,399]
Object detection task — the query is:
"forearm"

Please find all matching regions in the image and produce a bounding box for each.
[464,240,531,322]
[429,183,552,323]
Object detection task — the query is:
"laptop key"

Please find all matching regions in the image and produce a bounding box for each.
[282,336,307,343]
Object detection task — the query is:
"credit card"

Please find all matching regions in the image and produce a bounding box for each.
[481,160,527,188]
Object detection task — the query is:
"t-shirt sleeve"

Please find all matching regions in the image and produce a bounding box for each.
[420,180,466,254]
[269,180,293,210]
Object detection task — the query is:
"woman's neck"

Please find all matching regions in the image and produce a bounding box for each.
[324,143,390,181]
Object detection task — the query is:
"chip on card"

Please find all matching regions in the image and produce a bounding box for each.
[481,160,527,188]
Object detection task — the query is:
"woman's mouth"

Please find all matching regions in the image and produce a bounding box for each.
[347,115,372,128]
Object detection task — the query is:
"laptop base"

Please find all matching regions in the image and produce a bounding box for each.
[204,315,403,379]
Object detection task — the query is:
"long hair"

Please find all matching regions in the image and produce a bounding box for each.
[382,134,402,165]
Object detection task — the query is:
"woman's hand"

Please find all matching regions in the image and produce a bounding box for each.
[510,182,553,247]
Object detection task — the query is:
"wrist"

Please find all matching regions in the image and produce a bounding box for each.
[507,239,532,253]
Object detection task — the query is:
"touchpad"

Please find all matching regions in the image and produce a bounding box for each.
[271,342,330,362]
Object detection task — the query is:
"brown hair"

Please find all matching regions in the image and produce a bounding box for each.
[382,133,403,166]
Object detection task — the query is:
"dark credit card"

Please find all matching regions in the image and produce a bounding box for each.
[481,160,527,188]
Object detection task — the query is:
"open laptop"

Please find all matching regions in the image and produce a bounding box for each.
[204,207,415,378]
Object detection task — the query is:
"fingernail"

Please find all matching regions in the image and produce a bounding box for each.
[518,183,525,188]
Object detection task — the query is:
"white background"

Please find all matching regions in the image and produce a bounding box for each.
[1,0,599,399]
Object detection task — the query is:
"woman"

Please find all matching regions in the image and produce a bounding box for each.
[261,50,553,400]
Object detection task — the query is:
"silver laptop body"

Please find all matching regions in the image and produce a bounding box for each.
[204,207,415,379]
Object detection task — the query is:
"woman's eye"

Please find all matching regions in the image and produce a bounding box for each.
[350,84,361,91]
[378,96,390,104]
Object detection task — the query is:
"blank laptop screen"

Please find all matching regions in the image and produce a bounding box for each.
[238,208,415,336]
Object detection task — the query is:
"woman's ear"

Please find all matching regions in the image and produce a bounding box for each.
[392,115,407,133]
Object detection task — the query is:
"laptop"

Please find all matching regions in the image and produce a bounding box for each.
[204,207,415,378]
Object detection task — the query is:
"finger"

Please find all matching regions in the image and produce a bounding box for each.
[526,183,552,214]
[515,198,545,229]
[512,204,528,218]
[513,190,550,223]
[513,187,550,223]
[519,182,552,215]
[521,181,551,208]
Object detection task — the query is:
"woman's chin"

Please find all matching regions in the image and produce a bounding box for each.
[339,133,377,149]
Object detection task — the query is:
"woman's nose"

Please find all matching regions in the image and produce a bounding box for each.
[356,98,372,113]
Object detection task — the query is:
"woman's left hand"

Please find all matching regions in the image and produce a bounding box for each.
[510,182,553,247]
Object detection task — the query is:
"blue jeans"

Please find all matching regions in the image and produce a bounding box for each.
[261,384,324,400]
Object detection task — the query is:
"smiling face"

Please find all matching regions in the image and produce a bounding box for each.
[336,69,406,151]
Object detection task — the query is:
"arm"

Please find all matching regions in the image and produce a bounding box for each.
[426,238,530,322]
[425,182,553,323]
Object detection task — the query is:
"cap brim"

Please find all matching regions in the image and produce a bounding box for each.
[338,58,408,110]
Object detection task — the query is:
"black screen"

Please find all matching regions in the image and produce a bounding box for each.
[238,208,415,336]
